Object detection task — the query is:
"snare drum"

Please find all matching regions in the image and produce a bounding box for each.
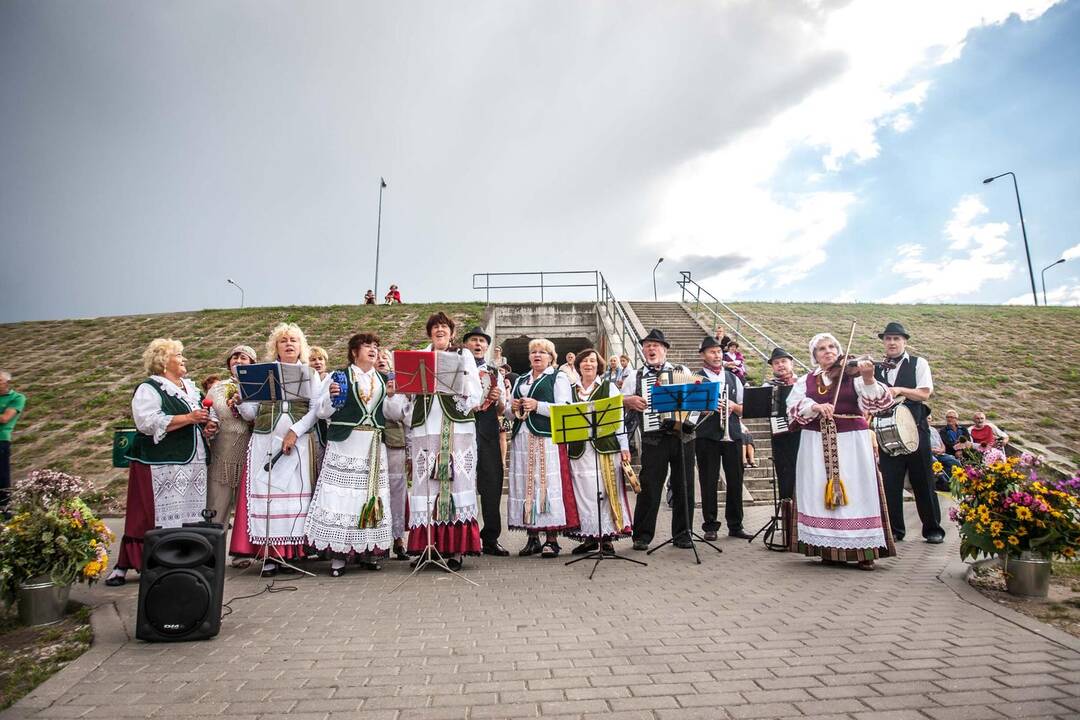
[872,404,920,456]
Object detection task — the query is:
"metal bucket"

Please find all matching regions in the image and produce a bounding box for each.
[1004,553,1051,598]
[16,576,72,626]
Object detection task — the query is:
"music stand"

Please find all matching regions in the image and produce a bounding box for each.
[237,362,315,578]
[743,386,788,552]
[646,383,723,563]
[551,398,647,579]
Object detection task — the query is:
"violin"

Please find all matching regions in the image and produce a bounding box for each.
[827,353,877,377]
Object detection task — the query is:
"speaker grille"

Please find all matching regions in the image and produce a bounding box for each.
[144,571,211,636]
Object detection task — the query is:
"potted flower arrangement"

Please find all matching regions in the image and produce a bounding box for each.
[0,469,114,625]
[948,449,1080,597]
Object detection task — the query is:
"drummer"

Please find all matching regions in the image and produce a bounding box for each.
[873,322,944,544]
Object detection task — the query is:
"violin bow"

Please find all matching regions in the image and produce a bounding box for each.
[831,320,858,408]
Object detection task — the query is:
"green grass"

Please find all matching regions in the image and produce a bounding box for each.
[0,604,93,711]
[0,302,486,502]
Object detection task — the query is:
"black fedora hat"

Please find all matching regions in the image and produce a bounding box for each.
[698,335,722,353]
[768,347,794,363]
[462,326,491,344]
[877,321,910,340]
[640,328,670,348]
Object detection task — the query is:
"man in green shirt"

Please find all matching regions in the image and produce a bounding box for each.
[0,371,26,511]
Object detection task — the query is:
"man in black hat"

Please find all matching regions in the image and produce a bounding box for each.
[763,347,800,502]
[874,322,945,544]
[694,336,749,540]
[463,326,510,556]
[621,329,697,551]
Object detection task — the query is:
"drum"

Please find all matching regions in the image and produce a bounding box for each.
[873,404,919,456]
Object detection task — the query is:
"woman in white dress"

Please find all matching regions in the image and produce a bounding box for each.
[506,338,579,558]
[566,348,632,556]
[378,348,410,561]
[786,332,896,570]
[305,333,394,577]
[238,323,322,577]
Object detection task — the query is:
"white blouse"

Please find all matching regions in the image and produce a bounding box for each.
[131,376,206,460]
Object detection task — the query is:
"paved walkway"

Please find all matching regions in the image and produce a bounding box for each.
[5,502,1080,720]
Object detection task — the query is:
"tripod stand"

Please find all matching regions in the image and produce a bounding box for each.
[554,399,646,579]
[747,456,788,551]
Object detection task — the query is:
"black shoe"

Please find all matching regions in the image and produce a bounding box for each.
[393,544,409,560]
[482,542,510,557]
[329,565,346,578]
[601,540,615,555]
[925,531,945,544]
[728,528,753,540]
[632,540,649,551]
[571,540,599,555]
[261,565,279,578]
[446,557,463,571]
[540,541,561,558]
[358,559,382,571]
[893,533,905,542]
[519,537,543,556]
[703,531,718,541]
[673,536,694,549]
[104,572,127,587]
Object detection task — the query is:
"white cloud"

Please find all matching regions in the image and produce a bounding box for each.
[1061,242,1080,262]
[882,195,1015,303]
[643,0,1060,299]
[1007,282,1080,306]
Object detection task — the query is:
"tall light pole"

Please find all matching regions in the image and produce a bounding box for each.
[1041,258,1066,306]
[652,257,664,301]
[226,278,244,308]
[983,171,1038,306]
[373,177,387,300]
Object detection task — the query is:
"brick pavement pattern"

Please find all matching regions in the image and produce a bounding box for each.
[5,502,1079,720]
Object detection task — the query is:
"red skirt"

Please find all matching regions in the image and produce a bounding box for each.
[116,462,155,571]
[406,519,482,556]
[229,465,306,560]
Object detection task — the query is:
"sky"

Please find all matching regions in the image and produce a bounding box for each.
[2,0,1079,322]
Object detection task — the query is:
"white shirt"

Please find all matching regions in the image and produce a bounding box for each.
[237,362,320,437]
[884,352,933,394]
[383,346,482,435]
[132,376,206,460]
[620,361,687,397]
[787,370,889,419]
[574,376,629,452]
[316,365,382,420]
[504,366,572,420]
[699,365,744,406]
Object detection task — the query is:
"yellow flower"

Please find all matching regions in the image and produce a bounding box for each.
[993,539,1005,550]
[976,524,985,534]
[1007,535,1019,546]
[989,521,1004,537]
[1063,547,1076,558]
[1015,506,1033,521]
[932,461,944,474]
[1016,527,1028,536]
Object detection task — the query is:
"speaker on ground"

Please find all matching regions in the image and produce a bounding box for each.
[136,522,225,642]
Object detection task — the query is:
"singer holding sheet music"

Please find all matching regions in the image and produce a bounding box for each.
[238,323,321,577]
[383,312,484,570]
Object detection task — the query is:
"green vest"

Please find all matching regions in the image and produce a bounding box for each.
[125,379,205,465]
[511,370,557,438]
[410,393,475,427]
[325,368,388,443]
[567,379,621,459]
[253,399,311,434]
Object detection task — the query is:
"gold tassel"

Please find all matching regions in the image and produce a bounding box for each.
[824,476,849,509]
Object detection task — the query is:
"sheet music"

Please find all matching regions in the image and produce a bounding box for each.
[434,350,468,395]
[236,362,314,402]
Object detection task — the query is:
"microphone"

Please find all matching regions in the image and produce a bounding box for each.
[263,450,285,472]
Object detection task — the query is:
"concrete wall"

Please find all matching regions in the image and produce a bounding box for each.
[491,303,603,370]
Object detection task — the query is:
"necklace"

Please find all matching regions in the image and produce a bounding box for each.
[815,372,830,397]
[353,367,374,406]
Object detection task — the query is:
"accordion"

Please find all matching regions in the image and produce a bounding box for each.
[641,369,703,433]
[770,383,793,435]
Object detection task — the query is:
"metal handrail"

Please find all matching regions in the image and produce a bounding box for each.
[676,271,809,373]
[597,272,646,367]
[472,270,603,303]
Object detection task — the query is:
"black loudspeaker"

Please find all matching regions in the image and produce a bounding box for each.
[136,523,225,642]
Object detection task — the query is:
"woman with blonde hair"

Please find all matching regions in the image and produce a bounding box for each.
[106,339,216,586]
[237,322,322,576]
[506,337,579,557]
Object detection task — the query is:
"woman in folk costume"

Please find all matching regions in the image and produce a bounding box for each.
[238,322,323,577]
[506,338,579,558]
[205,344,257,567]
[305,333,394,577]
[307,345,331,474]
[378,348,410,560]
[384,311,483,570]
[786,332,896,570]
[106,339,215,586]
[566,348,631,557]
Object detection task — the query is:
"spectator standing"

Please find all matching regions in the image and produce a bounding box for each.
[969,411,1009,451]
[617,354,632,388]
[0,371,27,512]
[559,351,581,386]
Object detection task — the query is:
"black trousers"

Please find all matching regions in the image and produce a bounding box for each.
[695,438,745,532]
[475,431,504,546]
[632,434,695,545]
[0,441,9,511]
[879,426,943,540]
[771,431,800,501]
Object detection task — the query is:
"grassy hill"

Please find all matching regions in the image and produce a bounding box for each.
[0,303,485,509]
[697,302,1080,471]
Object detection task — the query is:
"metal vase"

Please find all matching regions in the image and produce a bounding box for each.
[1004,552,1051,598]
[16,575,72,626]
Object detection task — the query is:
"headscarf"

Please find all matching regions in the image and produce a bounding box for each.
[807,333,842,368]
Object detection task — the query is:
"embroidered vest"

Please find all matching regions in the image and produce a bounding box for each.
[567,379,621,458]
[253,399,311,434]
[802,372,868,434]
[694,367,740,442]
[410,393,475,427]
[511,371,557,438]
[325,368,387,443]
[874,354,930,426]
[125,379,204,465]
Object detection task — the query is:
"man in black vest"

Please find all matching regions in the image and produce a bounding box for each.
[463,327,510,556]
[764,347,800,501]
[622,329,696,551]
[874,322,945,544]
[694,336,750,540]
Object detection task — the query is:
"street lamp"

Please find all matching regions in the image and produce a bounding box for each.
[226,278,244,308]
[1041,258,1066,306]
[373,177,387,300]
[652,257,664,301]
[983,171,1038,306]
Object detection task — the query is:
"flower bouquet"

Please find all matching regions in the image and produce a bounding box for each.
[949,450,1079,562]
[0,470,115,606]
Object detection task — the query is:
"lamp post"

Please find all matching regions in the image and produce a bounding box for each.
[652,257,664,301]
[1041,258,1066,306]
[226,278,244,308]
[983,171,1038,306]
[373,177,387,300]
